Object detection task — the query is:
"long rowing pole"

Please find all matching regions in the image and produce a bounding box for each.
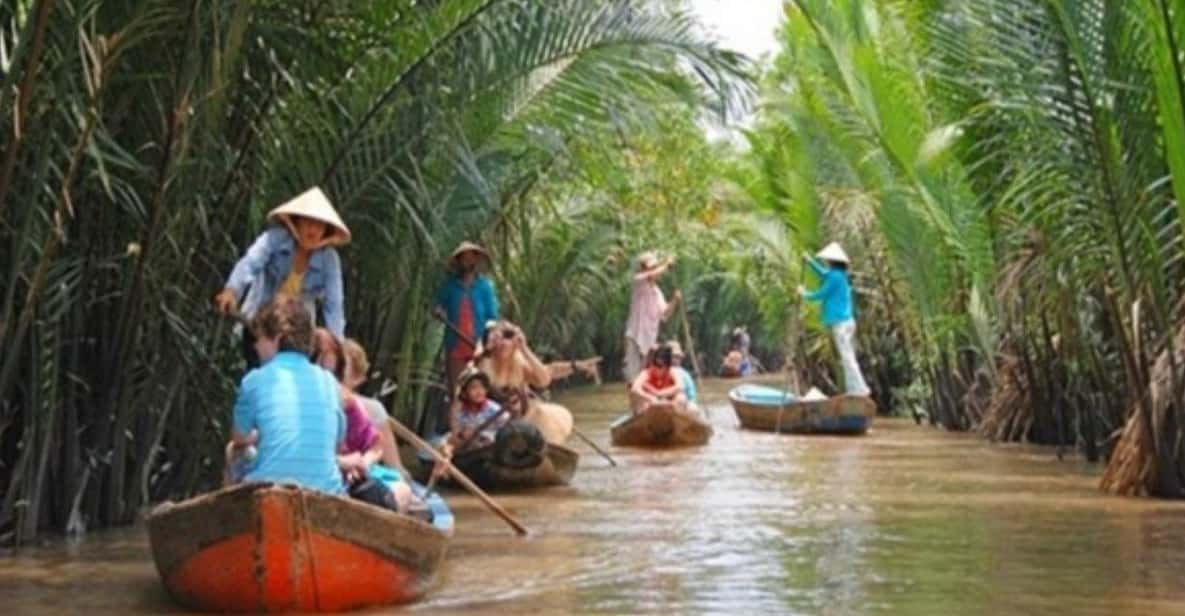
[388,416,529,536]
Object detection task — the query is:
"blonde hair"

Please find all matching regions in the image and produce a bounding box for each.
[343,338,370,382]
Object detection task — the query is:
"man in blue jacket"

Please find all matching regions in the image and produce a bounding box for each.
[798,242,870,396]
[433,241,500,394]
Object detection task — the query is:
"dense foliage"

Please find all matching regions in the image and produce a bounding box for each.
[746,0,1185,498]
[0,0,751,543]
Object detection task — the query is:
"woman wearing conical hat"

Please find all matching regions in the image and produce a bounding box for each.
[798,242,870,396]
[432,241,500,394]
[214,187,350,365]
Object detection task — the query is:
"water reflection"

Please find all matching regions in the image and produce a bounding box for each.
[3,379,1185,614]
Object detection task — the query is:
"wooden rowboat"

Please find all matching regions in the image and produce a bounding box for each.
[147,482,453,612]
[609,402,713,447]
[419,440,579,490]
[728,384,875,435]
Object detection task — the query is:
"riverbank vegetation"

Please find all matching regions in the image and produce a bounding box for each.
[5,0,1185,544]
[749,0,1185,499]
[0,0,754,544]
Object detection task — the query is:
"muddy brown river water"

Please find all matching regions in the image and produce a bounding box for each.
[3,378,1185,614]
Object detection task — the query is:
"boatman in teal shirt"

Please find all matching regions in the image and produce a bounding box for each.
[798,242,871,396]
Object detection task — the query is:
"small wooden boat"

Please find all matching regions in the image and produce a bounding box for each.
[418,440,579,490]
[147,482,453,612]
[609,402,713,447]
[729,384,875,435]
[416,417,578,490]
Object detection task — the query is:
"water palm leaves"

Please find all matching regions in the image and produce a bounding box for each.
[0,0,752,541]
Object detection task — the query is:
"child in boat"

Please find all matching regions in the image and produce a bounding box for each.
[225,297,345,495]
[316,330,420,514]
[214,187,350,367]
[447,367,506,452]
[629,343,687,414]
[667,340,697,405]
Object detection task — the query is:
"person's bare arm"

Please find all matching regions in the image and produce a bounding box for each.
[632,257,674,281]
[630,371,659,404]
[514,330,552,388]
[661,289,682,320]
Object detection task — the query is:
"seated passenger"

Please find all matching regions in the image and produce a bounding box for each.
[629,343,687,414]
[447,368,507,452]
[316,330,418,514]
[475,320,574,444]
[721,348,745,377]
[225,297,345,495]
[667,340,697,405]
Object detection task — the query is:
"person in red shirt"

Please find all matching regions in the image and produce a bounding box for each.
[629,343,687,414]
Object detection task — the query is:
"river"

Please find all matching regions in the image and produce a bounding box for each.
[3,378,1185,614]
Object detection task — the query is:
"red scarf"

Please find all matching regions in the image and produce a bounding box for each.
[461,398,487,414]
[645,366,675,390]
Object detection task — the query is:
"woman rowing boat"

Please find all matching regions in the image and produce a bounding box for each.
[214,187,350,366]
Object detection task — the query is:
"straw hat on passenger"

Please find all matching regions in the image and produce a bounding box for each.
[267,187,351,247]
[448,241,491,271]
[816,242,850,265]
[456,366,492,400]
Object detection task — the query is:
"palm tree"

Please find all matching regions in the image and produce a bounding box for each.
[0,0,751,543]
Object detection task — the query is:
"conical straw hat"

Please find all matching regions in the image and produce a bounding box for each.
[815,242,850,264]
[636,251,659,270]
[267,187,351,247]
[447,241,491,272]
[450,241,490,261]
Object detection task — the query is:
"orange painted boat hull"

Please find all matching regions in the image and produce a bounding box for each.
[147,482,452,612]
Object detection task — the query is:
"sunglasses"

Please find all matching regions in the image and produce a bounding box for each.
[500,329,517,340]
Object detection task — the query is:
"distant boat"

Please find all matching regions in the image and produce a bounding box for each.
[147,482,453,612]
[609,402,713,447]
[728,384,875,435]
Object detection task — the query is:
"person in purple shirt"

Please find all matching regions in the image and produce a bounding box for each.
[226,297,346,495]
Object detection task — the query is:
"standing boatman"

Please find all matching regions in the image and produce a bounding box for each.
[433,241,500,395]
[798,242,871,396]
[623,251,681,382]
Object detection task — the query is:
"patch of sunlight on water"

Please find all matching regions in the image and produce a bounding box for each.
[4,377,1185,614]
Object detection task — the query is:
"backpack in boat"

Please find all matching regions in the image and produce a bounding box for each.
[492,419,546,469]
[348,477,397,512]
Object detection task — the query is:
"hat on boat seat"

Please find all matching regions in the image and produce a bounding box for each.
[815,242,850,265]
[267,187,350,247]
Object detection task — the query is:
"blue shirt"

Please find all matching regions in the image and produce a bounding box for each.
[233,351,346,495]
[434,274,499,350]
[673,366,697,402]
[804,257,855,327]
[225,226,346,336]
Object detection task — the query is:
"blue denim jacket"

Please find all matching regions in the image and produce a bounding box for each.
[434,274,499,350]
[225,226,346,336]
[804,257,854,327]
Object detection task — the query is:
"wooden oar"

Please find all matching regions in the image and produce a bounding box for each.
[572,427,617,467]
[434,312,475,351]
[387,416,529,536]
[676,292,703,379]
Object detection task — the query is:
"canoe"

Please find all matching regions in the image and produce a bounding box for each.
[147,482,453,612]
[609,402,713,447]
[418,440,579,490]
[728,384,875,435]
